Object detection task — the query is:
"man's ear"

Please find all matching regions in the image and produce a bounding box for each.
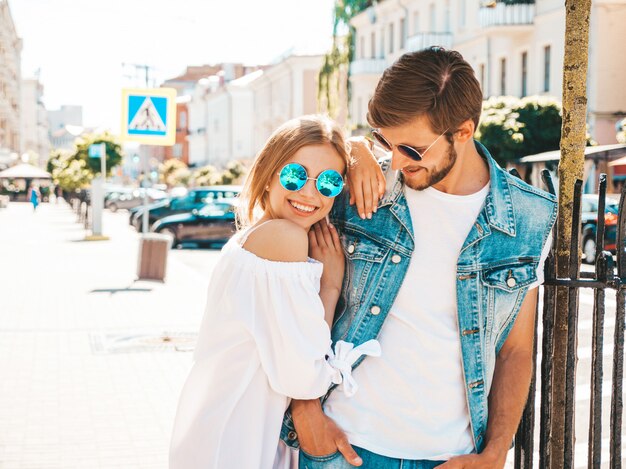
[454,119,475,144]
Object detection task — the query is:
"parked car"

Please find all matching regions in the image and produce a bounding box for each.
[131,185,241,231]
[106,188,167,212]
[581,194,619,264]
[152,200,237,248]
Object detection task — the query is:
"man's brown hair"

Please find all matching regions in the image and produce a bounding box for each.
[367,47,483,136]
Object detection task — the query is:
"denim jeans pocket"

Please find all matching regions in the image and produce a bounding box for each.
[299,449,346,468]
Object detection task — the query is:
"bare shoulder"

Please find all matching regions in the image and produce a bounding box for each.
[243,219,309,262]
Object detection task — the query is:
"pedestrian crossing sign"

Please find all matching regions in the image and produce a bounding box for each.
[121,88,177,146]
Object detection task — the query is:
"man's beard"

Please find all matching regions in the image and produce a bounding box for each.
[404,143,457,191]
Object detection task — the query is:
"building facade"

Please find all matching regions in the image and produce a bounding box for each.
[0,0,22,167]
[186,54,322,168]
[163,63,260,168]
[349,0,626,144]
[47,105,84,150]
[163,96,190,165]
[247,54,323,157]
[20,78,49,168]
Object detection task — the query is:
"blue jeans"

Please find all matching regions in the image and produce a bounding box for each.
[298,446,445,469]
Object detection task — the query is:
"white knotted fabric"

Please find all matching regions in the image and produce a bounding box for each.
[327,339,382,397]
[169,230,381,469]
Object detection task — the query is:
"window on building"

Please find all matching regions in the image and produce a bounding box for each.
[413,11,420,35]
[357,97,363,125]
[389,23,395,54]
[521,52,528,97]
[480,64,486,96]
[459,0,466,28]
[500,58,506,96]
[380,29,385,58]
[400,18,407,49]
[179,111,187,128]
[544,45,551,93]
[371,32,376,58]
[360,36,365,59]
[429,4,436,32]
[445,0,451,33]
[173,143,183,158]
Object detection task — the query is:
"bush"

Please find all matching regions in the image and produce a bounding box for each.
[476,96,562,166]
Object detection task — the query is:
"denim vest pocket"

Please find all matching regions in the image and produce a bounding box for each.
[482,262,537,292]
[333,233,391,341]
[342,234,389,262]
[481,262,537,353]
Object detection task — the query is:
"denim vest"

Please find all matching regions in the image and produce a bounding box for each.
[281,141,557,454]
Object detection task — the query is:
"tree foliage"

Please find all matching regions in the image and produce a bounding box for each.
[220,160,246,185]
[159,158,191,187]
[192,160,247,187]
[318,0,372,117]
[73,133,123,176]
[192,165,220,187]
[476,96,563,165]
[48,149,92,192]
[46,133,123,192]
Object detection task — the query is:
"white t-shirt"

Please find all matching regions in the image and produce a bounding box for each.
[325,183,549,460]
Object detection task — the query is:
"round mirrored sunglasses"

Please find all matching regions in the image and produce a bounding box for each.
[278,163,344,198]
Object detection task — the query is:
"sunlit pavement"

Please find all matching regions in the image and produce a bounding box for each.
[0,201,219,468]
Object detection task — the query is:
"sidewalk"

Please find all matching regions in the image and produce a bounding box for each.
[0,202,209,469]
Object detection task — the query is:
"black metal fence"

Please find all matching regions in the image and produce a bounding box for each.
[513,170,625,468]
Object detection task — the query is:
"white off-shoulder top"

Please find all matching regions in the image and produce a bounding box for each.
[169,225,380,469]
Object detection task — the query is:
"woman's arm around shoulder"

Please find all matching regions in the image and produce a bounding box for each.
[242,219,309,263]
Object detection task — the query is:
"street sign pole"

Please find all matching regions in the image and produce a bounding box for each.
[88,142,108,239]
[141,156,149,234]
[120,88,176,280]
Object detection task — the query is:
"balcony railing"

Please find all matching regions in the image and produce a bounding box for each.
[406,32,454,52]
[351,58,388,76]
[479,2,535,28]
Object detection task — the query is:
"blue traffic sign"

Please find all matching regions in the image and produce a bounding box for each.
[121,88,177,146]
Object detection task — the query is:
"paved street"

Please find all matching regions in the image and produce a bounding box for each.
[0,201,623,468]
[0,202,217,468]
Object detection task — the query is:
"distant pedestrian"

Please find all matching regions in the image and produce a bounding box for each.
[28,184,40,211]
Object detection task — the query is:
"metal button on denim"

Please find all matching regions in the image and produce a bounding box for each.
[347,244,355,254]
[507,277,517,288]
[370,305,381,315]
[287,431,297,440]
[391,254,401,263]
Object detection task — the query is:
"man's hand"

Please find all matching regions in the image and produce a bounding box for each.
[291,400,362,466]
[347,136,386,220]
[434,448,506,468]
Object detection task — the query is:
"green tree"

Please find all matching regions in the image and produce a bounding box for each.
[318,0,372,117]
[476,96,563,166]
[50,152,93,192]
[47,148,72,174]
[159,158,190,187]
[219,160,247,185]
[193,165,220,187]
[72,132,123,177]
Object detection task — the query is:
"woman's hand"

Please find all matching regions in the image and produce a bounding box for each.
[309,219,345,293]
[347,136,386,220]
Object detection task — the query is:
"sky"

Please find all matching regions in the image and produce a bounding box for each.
[9,0,336,131]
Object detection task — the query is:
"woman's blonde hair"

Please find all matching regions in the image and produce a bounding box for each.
[237,114,351,228]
